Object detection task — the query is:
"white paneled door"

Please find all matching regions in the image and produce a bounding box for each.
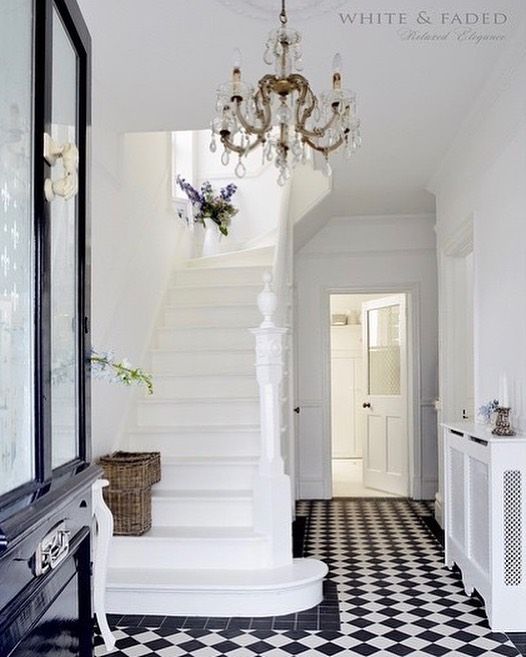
[361,295,408,496]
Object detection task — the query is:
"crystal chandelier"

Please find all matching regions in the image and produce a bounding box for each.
[210,0,361,185]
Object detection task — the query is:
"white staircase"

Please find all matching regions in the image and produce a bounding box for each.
[106,251,327,616]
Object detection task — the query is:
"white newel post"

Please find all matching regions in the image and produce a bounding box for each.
[251,272,293,567]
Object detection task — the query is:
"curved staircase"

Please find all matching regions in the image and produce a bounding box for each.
[106,250,327,616]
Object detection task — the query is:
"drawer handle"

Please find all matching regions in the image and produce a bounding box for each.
[34,521,70,576]
[450,429,463,436]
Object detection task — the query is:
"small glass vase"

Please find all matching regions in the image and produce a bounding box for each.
[202,217,221,257]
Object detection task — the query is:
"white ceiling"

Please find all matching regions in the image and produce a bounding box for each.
[79,0,524,215]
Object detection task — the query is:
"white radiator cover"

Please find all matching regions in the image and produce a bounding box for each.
[443,421,526,631]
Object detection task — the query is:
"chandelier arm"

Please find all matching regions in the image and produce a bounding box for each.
[297,106,341,140]
[220,132,264,155]
[301,133,344,155]
[232,97,272,137]
[295,90,317,133]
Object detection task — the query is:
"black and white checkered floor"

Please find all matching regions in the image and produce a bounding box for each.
[96,498,522,656]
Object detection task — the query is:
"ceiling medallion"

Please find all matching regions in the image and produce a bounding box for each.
[210,0,361,185]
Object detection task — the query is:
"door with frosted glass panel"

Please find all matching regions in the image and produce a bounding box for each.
[49,4,84,469]
[361,295,408,496]
[0,0,35,497]
[0,2,95,655]
[0,0,92,518]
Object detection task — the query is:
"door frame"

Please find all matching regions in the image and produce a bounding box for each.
[321,282,422,499]
[435,213,474,524]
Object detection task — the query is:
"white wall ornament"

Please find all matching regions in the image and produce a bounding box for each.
[215,0,347,23]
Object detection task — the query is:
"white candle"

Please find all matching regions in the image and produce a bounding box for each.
[499,374,510,408]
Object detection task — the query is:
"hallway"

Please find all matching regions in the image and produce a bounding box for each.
[95,499,521,656]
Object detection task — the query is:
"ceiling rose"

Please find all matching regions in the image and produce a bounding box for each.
[215,0,348,23]
[210,0,361,185]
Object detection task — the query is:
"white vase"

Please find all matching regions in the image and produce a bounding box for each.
[202,217,221,257]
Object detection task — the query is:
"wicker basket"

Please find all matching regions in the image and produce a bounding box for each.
[112,451,161,486]
[103,487,152,536]
[98,451,161,537]
[99,451,161,489]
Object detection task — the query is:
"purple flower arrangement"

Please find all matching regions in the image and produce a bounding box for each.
[177,176,238,236]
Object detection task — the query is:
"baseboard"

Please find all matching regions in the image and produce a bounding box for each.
[435,492,444,528]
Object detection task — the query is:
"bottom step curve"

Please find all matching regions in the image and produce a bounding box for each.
[106,558,328,617]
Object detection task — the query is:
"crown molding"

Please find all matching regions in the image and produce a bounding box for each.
[428,18,526,195]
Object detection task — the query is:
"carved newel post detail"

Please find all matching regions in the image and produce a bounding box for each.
[251,272,293,567]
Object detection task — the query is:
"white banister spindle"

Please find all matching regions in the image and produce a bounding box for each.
[251,272,293,566]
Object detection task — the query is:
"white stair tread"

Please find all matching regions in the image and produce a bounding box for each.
[129,424,259,434]
[155,345,253,353]
[163,303,258,310]
[161,456,257,464]
[114,526,264,541]
[107,559,328,591]
[152,373,256,379]
[160,323,258,329]
[151,348,253,355]
[141,397,258,405]
[183,249,272,266]
[168,283,262,291]
[152,489,252,500]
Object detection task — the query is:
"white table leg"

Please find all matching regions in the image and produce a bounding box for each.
[92,479,116,652]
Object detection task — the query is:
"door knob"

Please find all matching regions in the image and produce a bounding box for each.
[293,407,300,414]
[362,402,371,409]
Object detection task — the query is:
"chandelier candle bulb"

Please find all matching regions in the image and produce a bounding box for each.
[498,374,510,408]
[332,52,342,90]
[232,48,242,95]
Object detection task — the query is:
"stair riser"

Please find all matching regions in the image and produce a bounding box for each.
[173,268,267,287]
[106,574,325,616]
[156,463,257,491]
[168,286,260,306]
[137,400,260,427]
[156,328,254,351]
[108,537,268,570]
[153,376,258,399]
[151,351,254,376]
[151,497,253,527]
[164,307,261,328]
[125,432,260,458]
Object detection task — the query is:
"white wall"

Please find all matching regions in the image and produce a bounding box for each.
[430,33,526,432]
[295,214,438,499]
[91,124,184,458]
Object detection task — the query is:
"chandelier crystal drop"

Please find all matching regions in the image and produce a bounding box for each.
[210,0,361,185]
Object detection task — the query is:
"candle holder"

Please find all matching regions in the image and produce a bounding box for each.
[492,407,515,436]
